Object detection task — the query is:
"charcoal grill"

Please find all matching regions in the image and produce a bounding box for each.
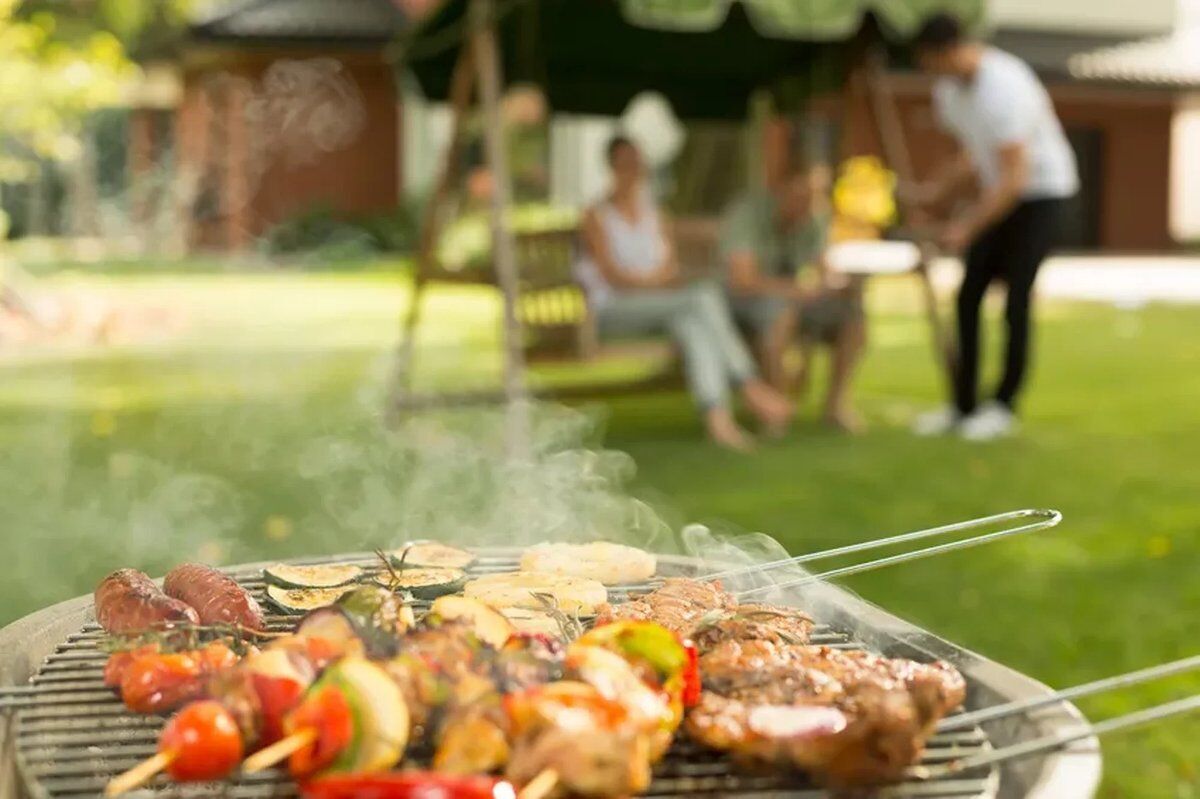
[0,548,1101,799]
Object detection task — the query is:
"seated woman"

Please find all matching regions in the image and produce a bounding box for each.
[576,136,793,450]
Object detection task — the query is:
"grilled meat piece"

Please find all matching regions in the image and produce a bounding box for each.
[595,578,813,649]
[491,634,565,692]
[385,621,497,739]
[433,674,512,775]
[691,603,815,651]
[163,563,265,631]
[686,639,965,787]
[595,578,737,636]
[505,681,654,797]
[699,641,844,705]
[385,623,563,773]
[95,569,199,634]
[507,724,651,797]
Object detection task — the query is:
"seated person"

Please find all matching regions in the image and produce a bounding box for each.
[575,136,794,451]
[720,163,867,433]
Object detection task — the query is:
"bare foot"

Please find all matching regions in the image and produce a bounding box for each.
[705,408,756,452]
[740,379,795,432]
[823,406,866,435]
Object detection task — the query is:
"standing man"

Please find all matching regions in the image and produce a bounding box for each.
[909,14,1078,440]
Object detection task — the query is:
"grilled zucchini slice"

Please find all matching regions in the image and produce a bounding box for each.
[463,571,607,615]
[375,567,466,599]
[390,542,476,570]
[263,563,363,589]
[265,584,352,615]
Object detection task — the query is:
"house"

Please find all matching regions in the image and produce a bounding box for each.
[133,0,413,250]
[135,0,1195,252]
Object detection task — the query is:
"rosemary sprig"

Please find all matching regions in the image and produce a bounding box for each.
[99,622,283,655]
[691,606,810,645]
[531,592,584,641]
[375,548,402,591]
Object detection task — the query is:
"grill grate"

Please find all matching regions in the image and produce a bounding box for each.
[10,552,1000,799]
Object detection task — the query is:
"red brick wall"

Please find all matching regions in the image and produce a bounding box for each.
[1052,88,1174,251]
[175,52,400,250]
[812,76,1177,252]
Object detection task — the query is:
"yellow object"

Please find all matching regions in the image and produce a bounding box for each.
[90,410,116,438]
[831,156,897,240]
[1147,535,1171,559]
[264,514,294,541]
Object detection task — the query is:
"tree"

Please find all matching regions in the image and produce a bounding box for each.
[0,0,133,183]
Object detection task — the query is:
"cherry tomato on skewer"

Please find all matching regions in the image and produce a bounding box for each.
[159,700,245,781]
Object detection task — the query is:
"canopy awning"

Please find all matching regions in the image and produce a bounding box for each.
[400,0,983,119]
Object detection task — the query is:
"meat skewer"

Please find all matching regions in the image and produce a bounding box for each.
[257,611,694,796]
[103,641,240,714]
[503,621,700,796]
[237,600,565,777]
[106,633,345,795]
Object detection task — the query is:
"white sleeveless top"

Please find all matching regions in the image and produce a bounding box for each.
[575,192,666,308]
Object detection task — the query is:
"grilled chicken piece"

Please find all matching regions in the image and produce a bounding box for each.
[595,578,814,650]
[490,634,565,692]
[505,681,654,797]
[434,674,512,775]
[429,632,564,773]
[383,621,489,736]
[685,640,965,787]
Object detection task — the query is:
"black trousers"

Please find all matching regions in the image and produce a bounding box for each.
[954,198,1063,416]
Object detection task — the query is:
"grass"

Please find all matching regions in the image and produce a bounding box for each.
[1,262,1197,797]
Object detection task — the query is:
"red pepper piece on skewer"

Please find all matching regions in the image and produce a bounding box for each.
[301,772,514,799]
[286,685,356,779]
[681,640,701,708]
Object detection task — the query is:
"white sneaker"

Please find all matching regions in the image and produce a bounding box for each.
[912,405,960,436]
[959,401,1017,441]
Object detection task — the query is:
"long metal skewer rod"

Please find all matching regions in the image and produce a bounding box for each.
[939,654,1200,731]
[913,694,1200,780]
[735,509,1062,599]
[706,508,1058,581]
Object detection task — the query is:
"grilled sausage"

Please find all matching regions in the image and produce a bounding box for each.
[94,569,200,634]
[164,563,265,631]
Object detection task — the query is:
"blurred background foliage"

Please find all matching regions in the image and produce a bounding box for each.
[0,0,131,180]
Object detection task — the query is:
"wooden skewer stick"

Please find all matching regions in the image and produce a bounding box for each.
[241,727,317,773]
[518,768,559,799]
[105,750,176,796]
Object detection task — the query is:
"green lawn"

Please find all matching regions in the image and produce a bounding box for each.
[1,263,1197,797]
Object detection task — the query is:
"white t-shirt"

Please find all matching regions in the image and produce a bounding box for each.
[574,191,666,308]
[933,48,1079,200]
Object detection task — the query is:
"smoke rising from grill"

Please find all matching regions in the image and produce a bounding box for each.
[295,401,675,553]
